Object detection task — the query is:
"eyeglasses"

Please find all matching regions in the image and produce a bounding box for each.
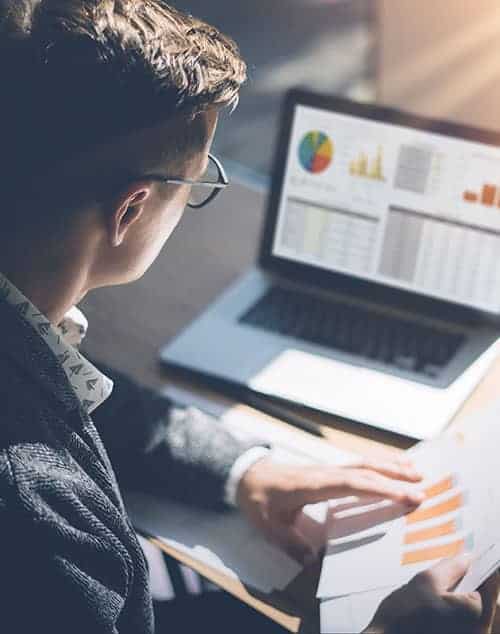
[142,153,229,209]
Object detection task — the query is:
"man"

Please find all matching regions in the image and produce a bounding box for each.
[0,1,497,633]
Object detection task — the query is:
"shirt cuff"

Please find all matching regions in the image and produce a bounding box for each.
[224,446,272,508]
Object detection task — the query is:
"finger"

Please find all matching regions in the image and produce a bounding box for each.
[294,470,425,507]
[477,570,500,632]
[350,458,422,482]
[418,555,472,592]
[268,523,317,566]
[442,591,483,625]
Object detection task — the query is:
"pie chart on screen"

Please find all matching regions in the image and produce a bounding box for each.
[299,131,334,174]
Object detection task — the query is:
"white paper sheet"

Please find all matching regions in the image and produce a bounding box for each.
[320,586,398,634]
[124,491,303,593]
[318,399,500,605]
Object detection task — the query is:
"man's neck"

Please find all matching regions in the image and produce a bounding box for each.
[1,262,90,327]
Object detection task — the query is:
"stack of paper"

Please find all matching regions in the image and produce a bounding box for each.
[125,491,304,593]
[319,399,500,633]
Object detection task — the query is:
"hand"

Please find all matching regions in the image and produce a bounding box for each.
[366,556,500,634]
[236,456,424,564]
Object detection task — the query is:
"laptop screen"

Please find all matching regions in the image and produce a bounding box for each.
[272,103,500,313]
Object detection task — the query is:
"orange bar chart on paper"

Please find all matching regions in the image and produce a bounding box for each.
[401,476,469,567]
[404,518,460,545]
[402,534,473,566]
[405,491,464,526]
[424,475,456,500]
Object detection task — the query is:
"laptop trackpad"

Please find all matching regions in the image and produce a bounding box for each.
[248,349,494,440]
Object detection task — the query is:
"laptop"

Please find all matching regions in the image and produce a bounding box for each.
[160,89,500,440]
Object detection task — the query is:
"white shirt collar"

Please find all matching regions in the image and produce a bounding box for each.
[0,274,113,413]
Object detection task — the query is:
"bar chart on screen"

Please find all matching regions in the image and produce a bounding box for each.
[455,153,500,230]
[349,146,385,182]
[342,139,390,206]
[463,183,500,208]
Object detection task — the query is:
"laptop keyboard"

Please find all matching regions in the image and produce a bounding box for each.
[239,287,466,378]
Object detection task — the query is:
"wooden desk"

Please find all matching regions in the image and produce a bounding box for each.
[80,182,500,632]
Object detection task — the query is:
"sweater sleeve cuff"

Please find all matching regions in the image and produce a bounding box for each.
[223,447,272,507]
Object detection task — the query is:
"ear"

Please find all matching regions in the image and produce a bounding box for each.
[107,181,153,248]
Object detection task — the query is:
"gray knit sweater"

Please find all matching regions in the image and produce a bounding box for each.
[0,298,259,633]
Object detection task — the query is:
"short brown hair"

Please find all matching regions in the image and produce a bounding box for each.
[0,1,246,196]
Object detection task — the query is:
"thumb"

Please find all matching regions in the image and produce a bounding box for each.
[477,570,500,633]
[441,591,483,626]
[424,555,472,592]
[271,523,317,566]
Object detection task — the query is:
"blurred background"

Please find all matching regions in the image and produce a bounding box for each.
[172,0,500,189]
